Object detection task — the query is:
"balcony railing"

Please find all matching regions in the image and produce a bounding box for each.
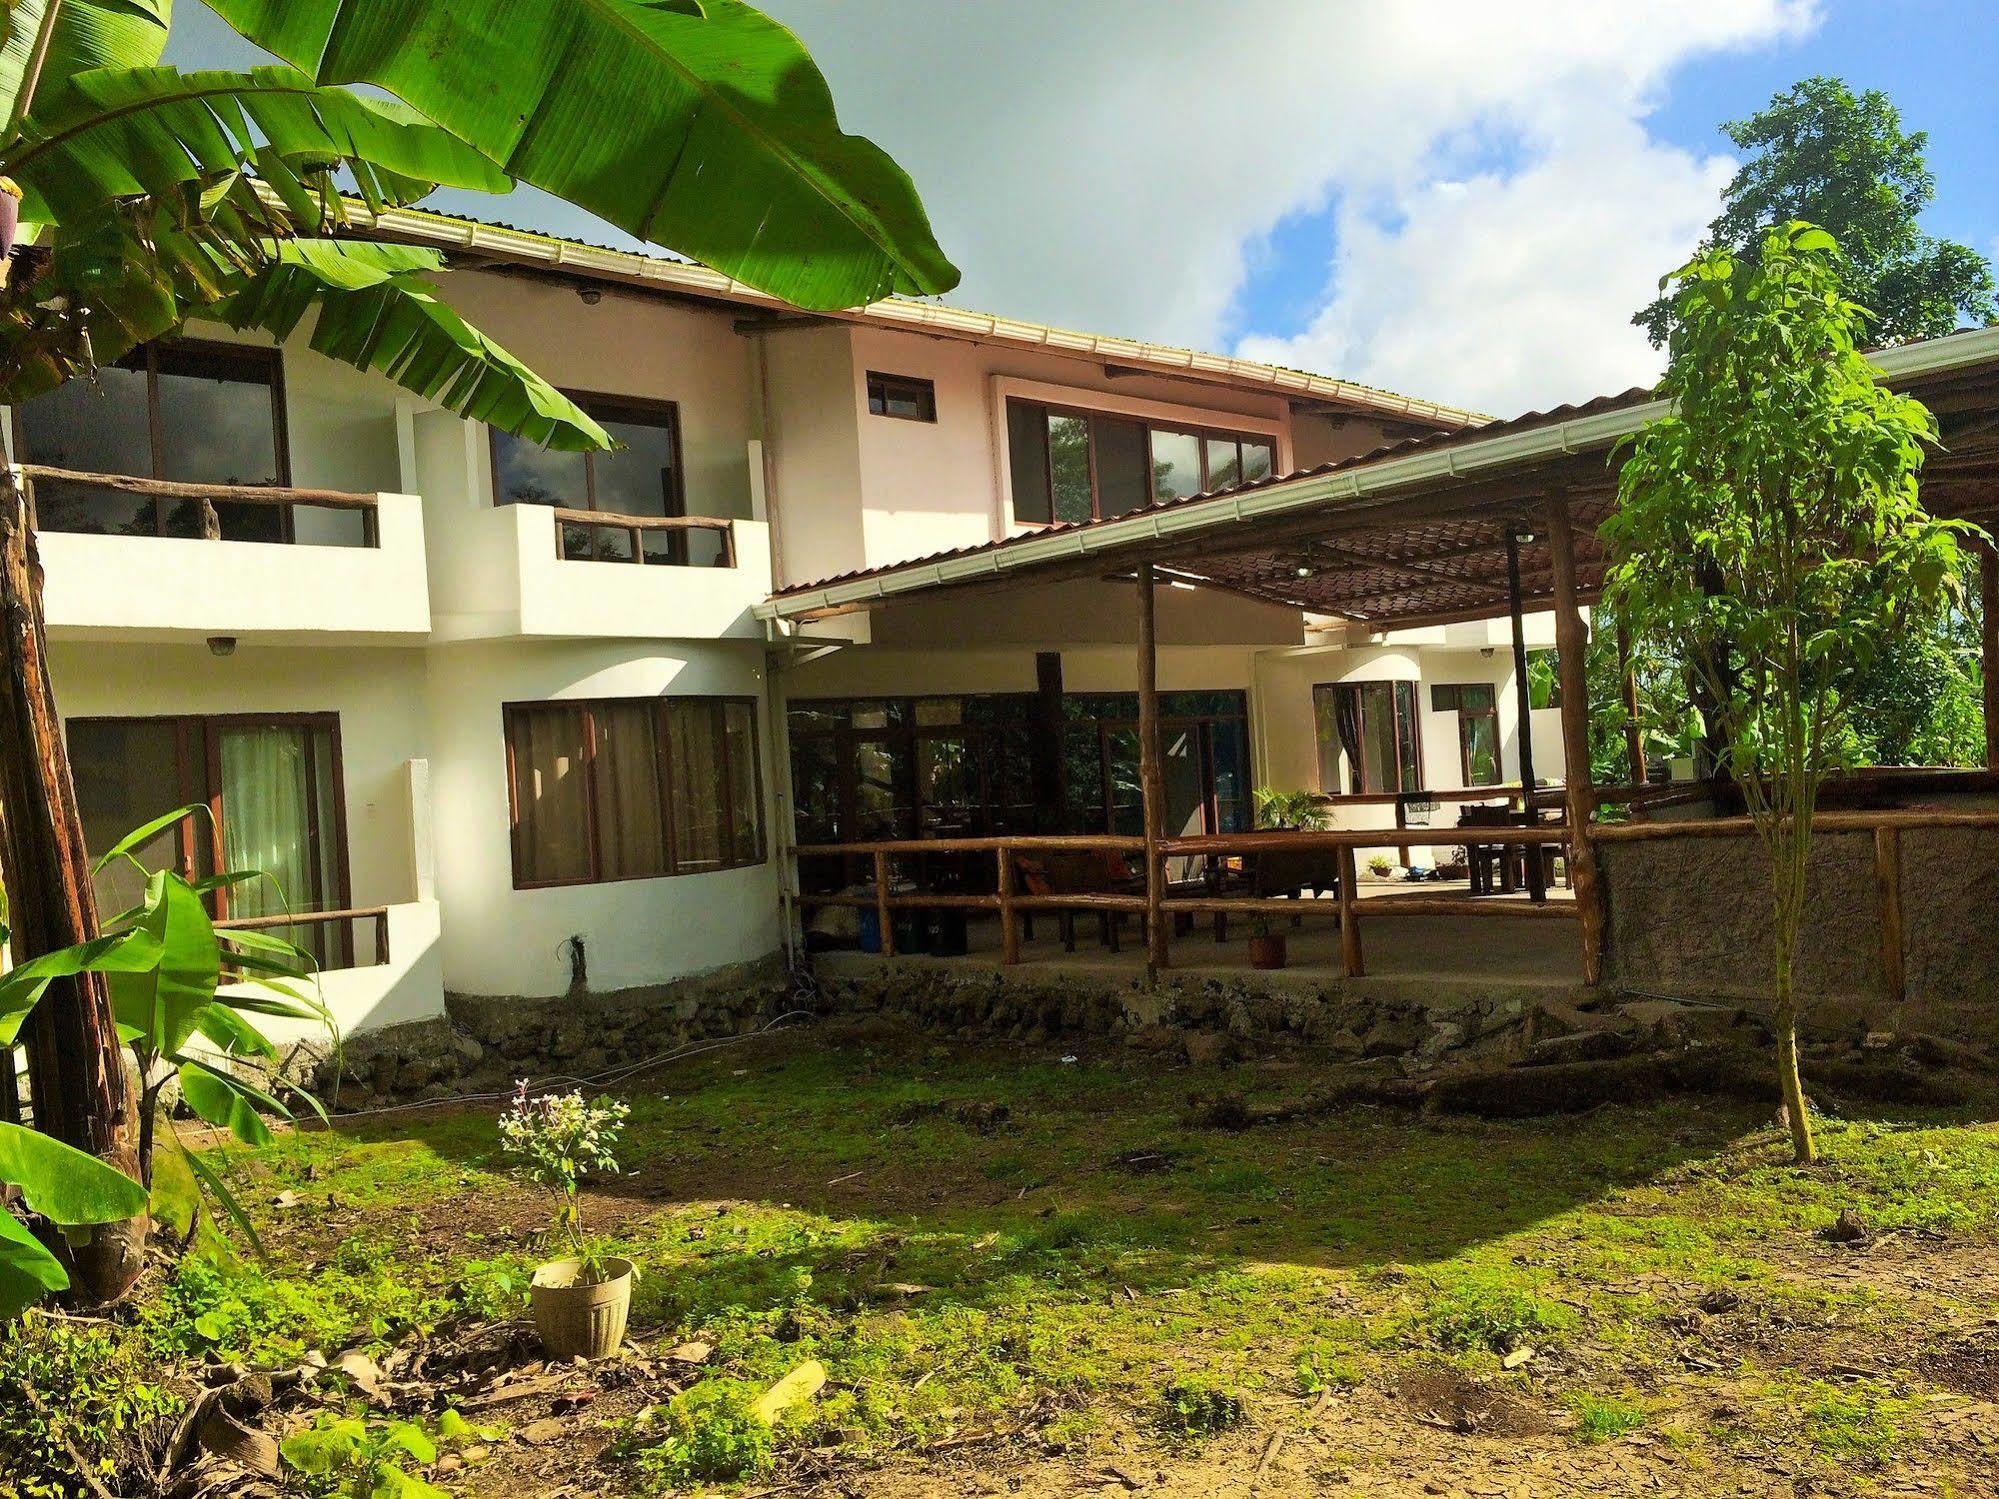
[217,906,391,972]
[21,465,381,547]
[551,507,736,568]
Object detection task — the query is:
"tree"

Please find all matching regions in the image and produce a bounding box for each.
[1637,78,1996,348]
[1603,222,1972,1165]
[0,0,957,1304]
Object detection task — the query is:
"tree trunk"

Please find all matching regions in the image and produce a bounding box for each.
[1771,934,1817,1165]
[0,473,148,1302]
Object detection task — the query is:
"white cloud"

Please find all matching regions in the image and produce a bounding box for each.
[761,0,1817,412]
[1236,122,1739,414]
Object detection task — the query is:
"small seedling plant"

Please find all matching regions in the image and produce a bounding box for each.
[281,1408,495,1499]
[498,1083,629,1281]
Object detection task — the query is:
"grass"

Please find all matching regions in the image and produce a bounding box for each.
[11,1027,1999,1496]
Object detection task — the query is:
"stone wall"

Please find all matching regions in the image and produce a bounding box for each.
[1600,825,1999,1037]
[810,953,1584,1066]
[307,954,789,1106]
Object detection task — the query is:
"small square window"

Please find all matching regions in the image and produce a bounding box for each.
[866,372,936,422]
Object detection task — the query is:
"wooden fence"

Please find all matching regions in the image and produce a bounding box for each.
[19,465,382,545]
[550,507,736,567]
[217,905,391,970]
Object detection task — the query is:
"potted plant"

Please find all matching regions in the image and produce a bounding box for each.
[1252,787,1330,832]
[500,1082,635,1359]
[1246,912,1287,970]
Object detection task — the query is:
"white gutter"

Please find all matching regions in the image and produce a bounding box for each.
[758,322,1999,624]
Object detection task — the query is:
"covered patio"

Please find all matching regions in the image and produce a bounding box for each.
[760,326,1999,995]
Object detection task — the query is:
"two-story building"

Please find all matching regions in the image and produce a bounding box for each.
[12,203,1575,1042]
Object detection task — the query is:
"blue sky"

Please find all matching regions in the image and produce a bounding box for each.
[168,2,1999,416]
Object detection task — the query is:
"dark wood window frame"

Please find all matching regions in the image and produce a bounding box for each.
[503,695,766,891]
[1316,680,1423,795]
[866,371,936,422]
[487,390,700,563]
[1432,683,1502,787]
[13,338,293,536]
[1004,396,1279,527]
[67,711,352,944]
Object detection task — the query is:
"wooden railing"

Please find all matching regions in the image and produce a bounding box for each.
[551,507,736,567]
[217,906,390,970]
[20,466,381,546]
[792,825,1575,978]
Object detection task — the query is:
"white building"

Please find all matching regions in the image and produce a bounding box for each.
[13,206,1573,1040]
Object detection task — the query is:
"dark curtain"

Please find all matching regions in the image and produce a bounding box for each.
[1333,686,1362,792]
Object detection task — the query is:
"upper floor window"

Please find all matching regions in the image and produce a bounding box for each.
[866,371,936,422]
[504,696,764,889]
[14,341,289,541]
[1432,683,1501,786]
[491,394,722,565]
[1315,680,1421,795]
[1005,397,1276,526]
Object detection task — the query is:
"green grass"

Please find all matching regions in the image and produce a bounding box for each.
[17,1031,1999,1496]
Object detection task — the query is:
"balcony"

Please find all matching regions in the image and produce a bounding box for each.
[429,499,772,642]
[30,467,430,643]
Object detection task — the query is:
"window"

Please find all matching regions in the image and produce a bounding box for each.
[490,395,722,566]
[1314,681,1421,794]
[866,371,936,422]
[1435,683,1501,786]
[67,714,352,964]
[1005,398,1277,525]
[504,697,764,888]
[14,341,294,542]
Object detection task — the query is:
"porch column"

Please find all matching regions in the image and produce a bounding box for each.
[1617,621,1646,785]
[1504,528,1547,901]
[1983,543,1999,772]
[1136,562,1169,975]
[1545,493,1605,986]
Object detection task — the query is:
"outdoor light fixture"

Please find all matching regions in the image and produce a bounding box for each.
[206,635,237,657]
[576,286,603,305]
[1294,562,1316,579]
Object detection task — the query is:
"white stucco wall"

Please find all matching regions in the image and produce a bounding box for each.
[424,640,782,1000]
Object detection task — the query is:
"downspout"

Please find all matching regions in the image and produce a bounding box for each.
[763,620,799,977]
[752,331,787,588]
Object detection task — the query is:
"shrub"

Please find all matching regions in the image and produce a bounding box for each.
[498,1084,628,1276]
[0,1314,184,1499]
[618,1379,777,1487]
[1157,1377,1245,1437]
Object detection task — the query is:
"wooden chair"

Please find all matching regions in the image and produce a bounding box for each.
[1015,849,1142,952]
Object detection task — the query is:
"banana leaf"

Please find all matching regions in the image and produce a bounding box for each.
[199,0,958,309]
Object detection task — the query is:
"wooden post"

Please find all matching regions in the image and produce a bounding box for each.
[1505,529,1546,901]
[1983,544,1999,771]
[872,849,894,958]
[0,471,147,1301]
[997,845,1019,966]
[1617,620,1646,786]
[1136,562,1168,975]
[1875,825,1905,1011]
[1544,494,1604,986]
[1337,843,1364,977]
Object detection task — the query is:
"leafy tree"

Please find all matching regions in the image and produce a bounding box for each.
[1638,78,1996,347]
[1604,222,1973,1165]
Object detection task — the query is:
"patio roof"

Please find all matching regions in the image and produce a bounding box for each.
[759,324,1999,629]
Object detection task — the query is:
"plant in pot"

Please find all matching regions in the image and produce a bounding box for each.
[1246,913,1287,970]
[500,1082,634,1359]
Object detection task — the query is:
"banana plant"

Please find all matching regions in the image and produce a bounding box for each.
[0,806,333,1255]
[0,1118,151,1317]
[0,0,957,419]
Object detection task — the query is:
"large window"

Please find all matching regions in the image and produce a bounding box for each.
[504,697,764,888]
[67,714,350,963]
[490,395,723,566]
[1314,681,1421,794]
[1006,398,1276,526]
[1433,683,1501,786]
[14,341,293,542]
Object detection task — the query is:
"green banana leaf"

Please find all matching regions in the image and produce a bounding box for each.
[0,1120,150,1317]
[198,0,958,309]
[0,0,171,129]
[1,63,512,223]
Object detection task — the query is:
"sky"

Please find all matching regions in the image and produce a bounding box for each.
[165,1,1999,419]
